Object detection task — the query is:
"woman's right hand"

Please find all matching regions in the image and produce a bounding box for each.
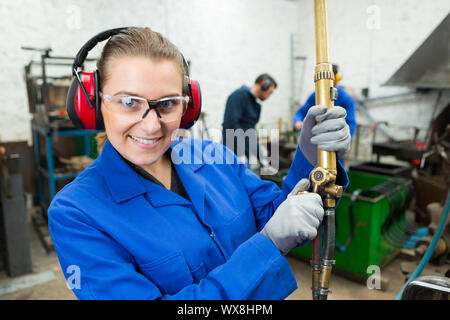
[260,179,324,254]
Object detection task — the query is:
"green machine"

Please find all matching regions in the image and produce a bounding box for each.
[290,170,413,281]
[75,135,100,159]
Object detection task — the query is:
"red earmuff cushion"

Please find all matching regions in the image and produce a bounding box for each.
[66,72,97,130]
[180,79,201,129]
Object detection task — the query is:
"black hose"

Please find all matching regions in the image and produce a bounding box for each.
[321,208,336,260]
[317,208,336,300]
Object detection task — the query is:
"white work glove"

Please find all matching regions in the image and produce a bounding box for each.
[299,105,351,166]
[260,179,324,254]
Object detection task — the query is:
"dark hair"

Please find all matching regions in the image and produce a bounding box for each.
[96,27,186,90]
[254,73,277,89]
[332,64,339,75]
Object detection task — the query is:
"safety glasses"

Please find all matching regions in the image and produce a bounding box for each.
[100,93,189,123]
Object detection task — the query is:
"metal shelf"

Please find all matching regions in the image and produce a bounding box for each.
[37,166,80,180]
[32,122,103,215]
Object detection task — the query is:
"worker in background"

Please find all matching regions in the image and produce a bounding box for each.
[222,74,277,167]
[48,28,351,300]
[293,64,356,138]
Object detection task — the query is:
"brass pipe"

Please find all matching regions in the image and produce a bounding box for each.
[311,0,341,300]
[314,0,329,63]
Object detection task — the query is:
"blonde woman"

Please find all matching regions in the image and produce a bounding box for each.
[48,27,350,300]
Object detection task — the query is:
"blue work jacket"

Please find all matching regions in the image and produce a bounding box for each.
[48,138,348,300]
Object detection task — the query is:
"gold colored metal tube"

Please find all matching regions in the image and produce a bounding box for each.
[314,0,330,63]
[310,0,340,300]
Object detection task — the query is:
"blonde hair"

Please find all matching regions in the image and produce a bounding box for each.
[95,132,108,151]
[96,27,187,151]
[97,27,186,89]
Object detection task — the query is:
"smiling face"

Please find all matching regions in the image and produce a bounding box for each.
[101,56,183,168]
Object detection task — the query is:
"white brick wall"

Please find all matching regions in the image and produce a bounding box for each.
[295,0,450,142]
[3,0,448,145]
[0,0,298,143]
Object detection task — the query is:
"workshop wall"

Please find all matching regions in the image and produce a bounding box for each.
[0,0,298,144]
[295,0,450,142]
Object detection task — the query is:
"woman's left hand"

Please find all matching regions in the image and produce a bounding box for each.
[299,105,351,166]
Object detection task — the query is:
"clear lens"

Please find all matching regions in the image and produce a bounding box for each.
[120,97,141,109]
[147,97,186,121]
[158,99,178,110]
[102,94,187,123]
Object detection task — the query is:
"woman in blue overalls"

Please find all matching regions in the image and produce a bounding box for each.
[48,27,351,300]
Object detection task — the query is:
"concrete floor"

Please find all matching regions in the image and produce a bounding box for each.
[0,222,446,300]
[0,221,76,300]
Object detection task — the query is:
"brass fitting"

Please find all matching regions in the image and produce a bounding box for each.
[323,184,343,198]
[309,166,342,202]
[322,198,336,208]
[310,167,335,186]
[318,264,333,292]
[312,265,321,299]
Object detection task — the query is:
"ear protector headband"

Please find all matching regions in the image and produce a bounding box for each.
[260,77,273,91]
[67,27,202,130]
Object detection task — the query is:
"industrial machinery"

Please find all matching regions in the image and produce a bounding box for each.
[23,46,98,131]
[0,145,32,277]
[23,47,102,226]
[401,275,450,300]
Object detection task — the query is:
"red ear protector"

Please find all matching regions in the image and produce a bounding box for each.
[67,27,202,130]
